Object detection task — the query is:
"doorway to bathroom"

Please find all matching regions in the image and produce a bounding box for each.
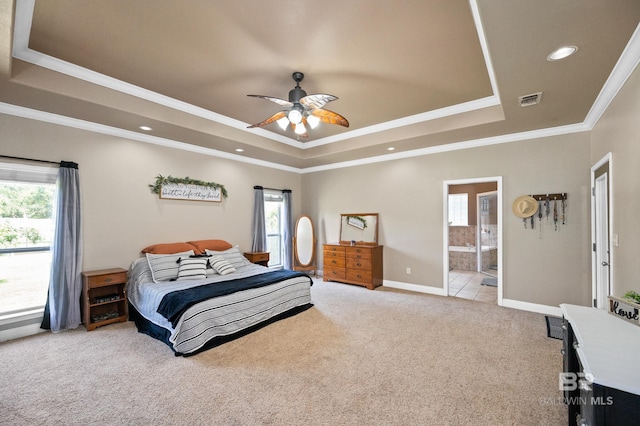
[443,177,502,305]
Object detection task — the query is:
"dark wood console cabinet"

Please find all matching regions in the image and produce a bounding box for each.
[561,304,640,425]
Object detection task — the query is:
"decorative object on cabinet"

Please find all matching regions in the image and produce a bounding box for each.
[81,268,128,331]
[339,213,378,245]
[607,295,640,326]
[149,175,228,201]
[323,243,383,290]
[292,215,317,276]
[243,251,270,267]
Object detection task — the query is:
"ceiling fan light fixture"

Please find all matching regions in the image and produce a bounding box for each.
[288,108,303,124]
[276,116,290,131]
[294,122,307,135]
[307,114,320,129]
[247,72,348,137]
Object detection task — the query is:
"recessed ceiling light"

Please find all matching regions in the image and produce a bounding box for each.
[387,147,395,151]
[139,125,153,131]
[547,46,578,61]
[235,148,244,152]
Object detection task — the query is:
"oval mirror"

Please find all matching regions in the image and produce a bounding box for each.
[293,215,316,275]
[295,216,313,265]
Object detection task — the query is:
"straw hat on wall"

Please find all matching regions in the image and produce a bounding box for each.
[512,195,538,218]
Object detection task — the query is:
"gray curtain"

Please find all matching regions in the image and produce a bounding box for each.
[251,186,267,252]
[41,162,83,332]
[282,190,293,269]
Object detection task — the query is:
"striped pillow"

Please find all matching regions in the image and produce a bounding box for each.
[177,257,207,280]
[209,255,236,275]
[146,250,195,282]
[205,247,251,269]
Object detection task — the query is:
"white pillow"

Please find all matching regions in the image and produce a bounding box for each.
[177,257,208,280]
[205,247,252,269]
[209,255,237,275]
[146,250,195,282]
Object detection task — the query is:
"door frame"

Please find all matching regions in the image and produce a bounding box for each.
[591,153,613,309]
[443,176,503,306]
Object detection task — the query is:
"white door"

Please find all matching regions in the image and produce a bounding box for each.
[593,170,610,309]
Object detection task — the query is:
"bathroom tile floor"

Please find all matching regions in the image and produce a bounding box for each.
[448,269,497,304]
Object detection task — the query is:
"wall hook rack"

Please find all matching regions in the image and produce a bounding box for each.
[530,193,567,201]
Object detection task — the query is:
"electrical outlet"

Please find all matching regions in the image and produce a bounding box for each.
[406,267,411,275]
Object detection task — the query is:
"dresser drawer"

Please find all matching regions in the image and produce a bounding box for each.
[346,246,372,259]
[346,257,372,270]
[325,256,346,268]
[86,270,127,288]
[324,245,345,254]
[323,249,345,259]
[324,267,346,280]
[346,269,372,284]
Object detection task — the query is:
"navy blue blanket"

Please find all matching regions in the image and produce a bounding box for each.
[157,269,312,327]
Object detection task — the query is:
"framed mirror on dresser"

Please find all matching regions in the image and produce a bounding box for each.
[324,213,382,290]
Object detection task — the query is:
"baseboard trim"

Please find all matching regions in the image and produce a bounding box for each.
[502,298,562,316]
[383,280,446,296]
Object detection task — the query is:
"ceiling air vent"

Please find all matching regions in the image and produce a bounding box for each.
[518,92,542,107]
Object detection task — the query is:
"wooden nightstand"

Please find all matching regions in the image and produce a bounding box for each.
[243,251,270,267]
[81,268,128,331]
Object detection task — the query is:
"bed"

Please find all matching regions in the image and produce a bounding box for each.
[126,240,313,356]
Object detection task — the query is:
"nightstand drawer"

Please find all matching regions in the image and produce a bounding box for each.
[85,269,127,288]
[249,252,269,262]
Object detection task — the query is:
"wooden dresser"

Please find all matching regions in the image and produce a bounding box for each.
[323,243,383,290]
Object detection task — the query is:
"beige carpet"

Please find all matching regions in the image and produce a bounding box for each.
[0,278,566,425]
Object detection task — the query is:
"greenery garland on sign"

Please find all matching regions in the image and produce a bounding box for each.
[149,175,228,199]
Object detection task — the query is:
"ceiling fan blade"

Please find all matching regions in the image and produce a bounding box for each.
[300,93,338,110]
[247,111,287,128]
[310,108,349,128]
[247,95,293,108]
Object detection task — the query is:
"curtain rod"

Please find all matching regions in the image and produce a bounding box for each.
[0,155,59,166]
[254,185,291,193]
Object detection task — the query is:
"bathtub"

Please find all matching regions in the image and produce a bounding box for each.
[449,246,497,271]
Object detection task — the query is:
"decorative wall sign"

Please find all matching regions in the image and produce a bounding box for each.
[160,183,221,202]
[149,175,228,201]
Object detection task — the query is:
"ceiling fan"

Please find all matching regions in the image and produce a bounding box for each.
[247,72,349,137]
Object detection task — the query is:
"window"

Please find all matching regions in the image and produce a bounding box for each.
[264,191,284,268]
[0,162,57,317]
[448,193,468,226]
